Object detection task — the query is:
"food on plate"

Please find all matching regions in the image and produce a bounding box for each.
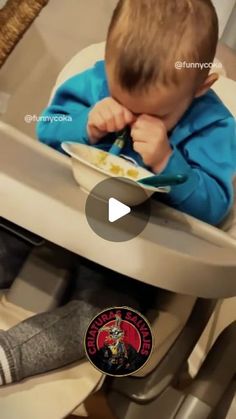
[95,151,108,166]
[93,150,141,181]
[109,164,125,177]
[126,168,139,180]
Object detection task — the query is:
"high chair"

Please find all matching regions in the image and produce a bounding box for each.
[0,42,236,419]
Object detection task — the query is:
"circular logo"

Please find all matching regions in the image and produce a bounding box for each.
[84,306,153,377]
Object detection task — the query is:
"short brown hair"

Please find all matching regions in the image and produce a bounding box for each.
[105,0,219,92]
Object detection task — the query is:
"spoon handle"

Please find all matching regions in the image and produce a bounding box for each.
[109,128,130,156]
[139,173,188,187]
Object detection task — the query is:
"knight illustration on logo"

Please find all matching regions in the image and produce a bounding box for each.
[100,314,133,372]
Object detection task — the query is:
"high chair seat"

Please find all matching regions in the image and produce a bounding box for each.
[0,292,34,329]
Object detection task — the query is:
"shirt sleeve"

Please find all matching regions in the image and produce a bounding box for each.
[159,117,236,225]
[36,65,104,152]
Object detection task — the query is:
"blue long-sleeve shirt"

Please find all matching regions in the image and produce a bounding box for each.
[36,60,236,225]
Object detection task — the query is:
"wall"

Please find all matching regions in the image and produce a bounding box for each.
[212,0,236,38]
[0,0,117,137]
[222,4,236,51]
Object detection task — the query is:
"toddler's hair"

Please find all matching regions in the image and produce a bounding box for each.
[105,0,219,91]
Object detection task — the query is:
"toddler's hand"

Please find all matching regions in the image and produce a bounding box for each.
[87,98,135,144]
[131,115,172,172]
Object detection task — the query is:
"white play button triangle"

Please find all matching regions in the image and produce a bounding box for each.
[108,198,131,223]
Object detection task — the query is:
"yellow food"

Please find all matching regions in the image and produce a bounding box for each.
[109,164,125,177]
[96,151,108,166]
[126,169,139,179]
[94,152,140,180]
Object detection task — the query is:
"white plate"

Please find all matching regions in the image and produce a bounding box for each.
[62,142,168,206]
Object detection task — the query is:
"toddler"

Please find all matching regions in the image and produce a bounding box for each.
[0,0,235,385]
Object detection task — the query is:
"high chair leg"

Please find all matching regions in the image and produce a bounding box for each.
[108,323,236,419]
[174,321,236,418]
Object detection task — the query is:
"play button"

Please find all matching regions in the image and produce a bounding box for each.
[108,198,131,223]
[85,177,151,242]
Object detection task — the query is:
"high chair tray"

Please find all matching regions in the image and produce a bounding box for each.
[1,122,236,299]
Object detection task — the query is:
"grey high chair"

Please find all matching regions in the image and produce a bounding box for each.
[0,42,236,419]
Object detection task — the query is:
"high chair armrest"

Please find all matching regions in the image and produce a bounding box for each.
[1,122,236,299]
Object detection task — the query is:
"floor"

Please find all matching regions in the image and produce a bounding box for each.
[68,391,115,419]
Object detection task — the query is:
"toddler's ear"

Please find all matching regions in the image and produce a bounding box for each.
[194,73,219,98]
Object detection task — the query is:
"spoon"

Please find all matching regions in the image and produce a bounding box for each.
[138,173,188,188]
[109,128,130,156]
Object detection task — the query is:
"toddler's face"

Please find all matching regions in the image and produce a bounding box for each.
[107,72,196,132]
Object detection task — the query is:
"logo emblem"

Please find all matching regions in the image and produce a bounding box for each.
[84,306,153,377]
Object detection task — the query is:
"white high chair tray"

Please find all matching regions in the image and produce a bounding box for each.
[1,121,236,299]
